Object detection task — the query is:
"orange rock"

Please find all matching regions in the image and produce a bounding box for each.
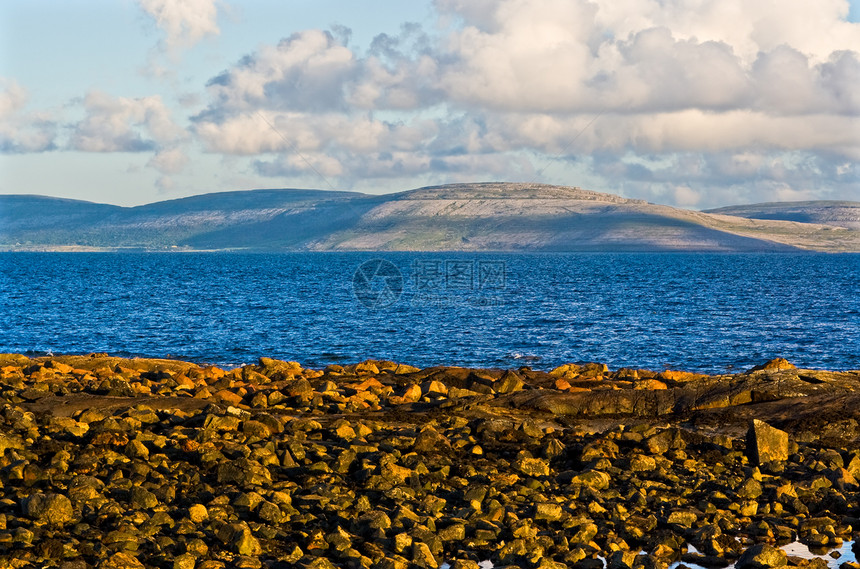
[352,377,384,392]
[91,365,114,379]
[242,369,270,385]
[194,386,213,399]
[202,365,226,379]
[45,360,74,374]
[174,375,195,390]
[747,358,797,373]
[91,432,129,447]
[659,370,706,383]
[615,368,640,380]
[492,473,521,486]
[549,363,582,378]
[0,366,24,381]
[634,379,668,390]
[73,371,96,382]
[354,361,380,375]
[347,396,372,410]
[422,380,448,396]
[130,382,152,395]
[114,365,139,377]
[554,378,571,391]
[214,389,243,406]
[25,367,45,379]
[832,468,858,490]
[400,384,422,403]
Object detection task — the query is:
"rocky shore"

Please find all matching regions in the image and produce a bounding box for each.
[0,354,859,569]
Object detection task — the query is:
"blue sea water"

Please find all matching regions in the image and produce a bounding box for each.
[1,252,858,373]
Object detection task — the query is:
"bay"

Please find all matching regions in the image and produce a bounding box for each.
[1,252,858,373]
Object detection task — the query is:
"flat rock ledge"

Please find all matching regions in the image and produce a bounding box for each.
[0,354,859,569]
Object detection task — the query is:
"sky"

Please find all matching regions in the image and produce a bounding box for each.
[1,0,858,209]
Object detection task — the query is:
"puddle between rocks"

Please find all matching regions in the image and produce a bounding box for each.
[674,541,857,569]
[439,541,857,569]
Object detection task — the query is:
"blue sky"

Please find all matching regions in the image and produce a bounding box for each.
[1,0,858,208]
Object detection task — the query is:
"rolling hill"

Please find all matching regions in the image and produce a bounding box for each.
[2,183,859,252]
[704,201,860,230]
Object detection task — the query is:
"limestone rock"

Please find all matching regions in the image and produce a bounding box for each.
[607,550,638,569]
[494,370,525,393]
[23,493,74,526]
[736,544,787,569]
[513,456,550,477]
[747,358,796,373]
[99,552,146,569]
[746,419,789,465]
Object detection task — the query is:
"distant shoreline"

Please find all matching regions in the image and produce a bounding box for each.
[4,183,859,252]
[0,246,847,254]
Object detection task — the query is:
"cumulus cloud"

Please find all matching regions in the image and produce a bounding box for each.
[2,79,195,192]
[0,80,28,118]
[138,0,220,51]
[0,79,57,153]
[203,30,357,114]
[147,147,189,174]
[65,91,192,189]
[69,91,187,153]
[190,0,859,204]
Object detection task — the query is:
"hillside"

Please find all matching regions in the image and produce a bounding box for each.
[2,183,860,252]
[0,189,366,249]
[705,201,860,230]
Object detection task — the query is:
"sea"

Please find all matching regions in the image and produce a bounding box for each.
[1,251,859,373]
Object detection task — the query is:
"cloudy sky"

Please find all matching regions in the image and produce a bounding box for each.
[1,0,858,209]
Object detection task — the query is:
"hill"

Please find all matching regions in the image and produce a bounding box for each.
[705,201,860,230]
[2,183,859,252]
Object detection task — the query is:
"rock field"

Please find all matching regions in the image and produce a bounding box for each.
[0,354,858,569]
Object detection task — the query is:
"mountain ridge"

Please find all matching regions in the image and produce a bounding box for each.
[2,183,859,252]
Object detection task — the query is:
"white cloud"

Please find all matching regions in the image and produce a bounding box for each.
[70,91,187,153]
[170,0,860,203]
[0,79,28,118]
[0,79,57,153]
[138,0,220,51]
[204,30,356,113]
[672,185,701,207]
[148,147,189,174]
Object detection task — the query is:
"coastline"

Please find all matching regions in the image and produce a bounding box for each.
[1,353,859,568]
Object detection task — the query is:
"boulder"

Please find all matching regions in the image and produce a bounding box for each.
[607,550,638,569]
[746,419,789,465]
[736,544,787,569]
[23,493,74,526]
[747,358,796,373]
[571,470,611,490]
[99,552,146,569]
[513,456,550,478]
[494,370,525,393]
